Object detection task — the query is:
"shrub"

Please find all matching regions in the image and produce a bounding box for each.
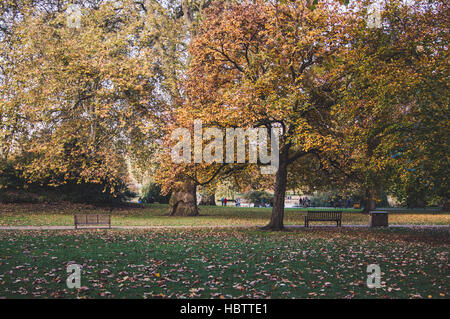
[140,182,170,204]
[0,157,134,205]
[242,190,273,207]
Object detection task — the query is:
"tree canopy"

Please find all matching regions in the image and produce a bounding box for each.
[0,0,448,222]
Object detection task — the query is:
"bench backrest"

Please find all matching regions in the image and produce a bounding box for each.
[74,214,111,225]
[306,211,342,219]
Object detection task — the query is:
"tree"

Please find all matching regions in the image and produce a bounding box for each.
[331,0,449,211]
[144,0,220,216]
[180,0,352,229]
[0,1,162,196]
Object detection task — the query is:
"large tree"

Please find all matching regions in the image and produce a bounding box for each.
[147,0,227,216]
[0,1,162,194]
[1,0,222,210]
[330,0,449,211]
[167,0,449,227]
[179,0,352,229]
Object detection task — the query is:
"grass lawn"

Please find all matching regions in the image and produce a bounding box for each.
[0,203,449,226]
[0,228,448,299]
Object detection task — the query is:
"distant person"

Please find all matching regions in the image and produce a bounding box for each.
[299,198,303,207]
[221,197,224,206]
[224,197,227,206]
[346,198,351,208]
[262,197,267,207]
[304,197,309,208]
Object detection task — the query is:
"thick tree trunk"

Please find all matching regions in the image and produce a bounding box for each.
[263,158,288,231]
[168,180,199,216]
[199,193,216,206]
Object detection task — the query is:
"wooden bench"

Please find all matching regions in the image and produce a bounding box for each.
[304,211,342,227]
[74,214,111,229]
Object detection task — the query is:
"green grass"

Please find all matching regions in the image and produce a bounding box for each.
[0,228,448,299]
[0,203,449,226]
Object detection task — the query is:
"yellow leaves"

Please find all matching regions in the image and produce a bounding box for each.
[1,1,164,189]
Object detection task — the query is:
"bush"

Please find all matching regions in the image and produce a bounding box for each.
[0,164,134,205]
[0,182,135,205]
[242,190,273,207]
[140,182,170,204]
[309,192,333,207]
[308,190,389,208]
[0,157,135,205]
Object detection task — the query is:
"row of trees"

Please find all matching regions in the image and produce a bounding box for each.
[1,0,448,228]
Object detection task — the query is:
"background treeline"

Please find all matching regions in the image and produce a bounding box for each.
[0,155,134,204]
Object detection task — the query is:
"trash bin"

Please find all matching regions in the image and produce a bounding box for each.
[370,211,388,227]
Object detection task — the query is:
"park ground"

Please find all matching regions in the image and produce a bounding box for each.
[0,203,449,226]
[0,203,448,299]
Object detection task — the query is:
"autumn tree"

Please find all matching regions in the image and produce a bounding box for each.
[0,1,163,197]
[176,0,352,229]
[146,0,228,216]
[1,0,225,209]
[330,0,449,211]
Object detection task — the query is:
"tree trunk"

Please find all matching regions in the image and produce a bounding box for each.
[199,193,216,206]
[168,180,199,216]
[442,199,450,212]
[363,188,377,213]
[263,157,288,231]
